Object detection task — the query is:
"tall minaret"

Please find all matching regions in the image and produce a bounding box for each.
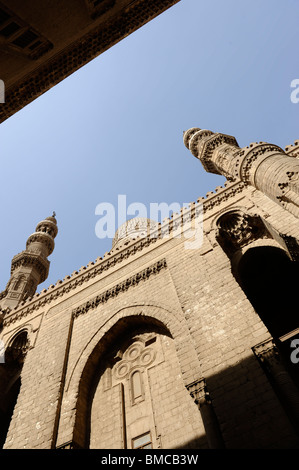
[183,128,299,219]
[0,213,58,312]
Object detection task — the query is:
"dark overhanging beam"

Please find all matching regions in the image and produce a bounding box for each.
[0,0,181,124]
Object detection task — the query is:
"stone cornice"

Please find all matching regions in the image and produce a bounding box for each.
[237,142,285,184]
[72,258,167,318]
[2,180,245,327]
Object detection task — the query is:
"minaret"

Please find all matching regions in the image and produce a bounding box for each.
[0,213,58,312]
[183,128,299,219]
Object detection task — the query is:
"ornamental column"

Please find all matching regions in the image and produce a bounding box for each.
[187,378,225,449]
[183,128,299,218]
[253,338,299,435]
[0,213,58,312]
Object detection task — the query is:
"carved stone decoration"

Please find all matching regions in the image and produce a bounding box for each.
[112,218,159,250]
[183,127,239,176]
[252,338,281,371]
[184,127,299,220]
[72,258,167,318]
[215,211,268,256]
[237,142,285,185]
[253,338,299,432]
[5,330,30,365]
[276,171,299,216]
[186,378,225,449]
[186,378,210,408]
[0,215,58,312]
[10,252,49,284]
[111,339,157,406]
[239,144,299,218]
[285,140,299,158]
[1,181,249,326]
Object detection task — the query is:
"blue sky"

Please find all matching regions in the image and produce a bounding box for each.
[0,0,298,292]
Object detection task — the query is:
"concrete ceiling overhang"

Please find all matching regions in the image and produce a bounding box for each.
[0,0,180,124]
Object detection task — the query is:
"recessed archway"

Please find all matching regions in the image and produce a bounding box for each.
[72,314,206,449]
[236,246,299,340]
[0,330,29,448]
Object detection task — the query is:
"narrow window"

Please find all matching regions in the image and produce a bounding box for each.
[131,370,143,403]
[132,432,152,449]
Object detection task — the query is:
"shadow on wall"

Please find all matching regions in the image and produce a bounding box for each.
[170,348,299,450]
[0,330,29,449]
[2,324,299,449]
[71,316,299,450]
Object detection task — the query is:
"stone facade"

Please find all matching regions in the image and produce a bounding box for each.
[1,130,299,449]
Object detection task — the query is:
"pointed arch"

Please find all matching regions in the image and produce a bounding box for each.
[0,329,29,448]
[236,245,299,341]
[62,304,203,449]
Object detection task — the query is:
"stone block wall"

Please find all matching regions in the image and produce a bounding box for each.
[2,181,299,449]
